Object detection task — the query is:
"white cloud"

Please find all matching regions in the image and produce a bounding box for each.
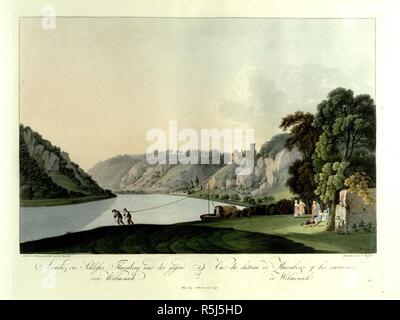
[209,63,375,145]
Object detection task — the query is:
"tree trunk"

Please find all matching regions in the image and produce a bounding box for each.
[326,191,340,231]
[326,203,336,231]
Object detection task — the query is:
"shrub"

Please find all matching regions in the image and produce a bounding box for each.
[69,191,86,198]
[262,199,293,215]
[214,194,219,199]
[266,204,278,215]
[263,196,275,202]
[246,205,267,216]
[20,185,33,199]
[230,193,240,200]
[221,194,229,200]
[241,208,251,217]
[235,201,295,217]
[33,188,47,199]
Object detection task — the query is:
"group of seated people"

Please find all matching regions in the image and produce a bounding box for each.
[294,200,330,227]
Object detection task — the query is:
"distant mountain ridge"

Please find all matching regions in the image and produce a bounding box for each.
[19,124,115,203]
[87,154,146,191]
[89,133,301,199]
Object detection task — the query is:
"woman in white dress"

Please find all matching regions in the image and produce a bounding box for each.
[294,200,300,217]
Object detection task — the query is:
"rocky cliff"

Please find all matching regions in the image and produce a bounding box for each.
[89,133,301,199]
[89,155,222,194]
[20,124,114,201]
[205,147,301,196]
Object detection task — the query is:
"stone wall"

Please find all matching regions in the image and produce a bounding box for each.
[334,188,376,234]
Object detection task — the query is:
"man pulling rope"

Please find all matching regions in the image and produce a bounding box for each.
[122,208,134,225]
[111,197,189,225]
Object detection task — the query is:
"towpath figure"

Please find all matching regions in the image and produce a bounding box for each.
[112,209,124,225]
[123,208,134,225]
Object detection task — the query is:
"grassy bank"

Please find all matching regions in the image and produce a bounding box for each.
[20,215,375,254]
[20,194,116,207]
[20,224,316,254]
[192,215,376,253]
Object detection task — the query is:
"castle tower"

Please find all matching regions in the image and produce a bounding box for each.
[250,143,256,161]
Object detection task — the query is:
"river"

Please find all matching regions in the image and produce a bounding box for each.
[20,194,241,243]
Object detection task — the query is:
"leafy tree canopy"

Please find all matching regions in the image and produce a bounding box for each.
[344,172,375,204]
[280,111,320,159]
[313,88,376,166]
[259,133,289,159]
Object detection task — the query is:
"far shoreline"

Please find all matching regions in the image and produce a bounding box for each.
[20,189,278,209]
[20,193,116,208]
[116,190,253,208]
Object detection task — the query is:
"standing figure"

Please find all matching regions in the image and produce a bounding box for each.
[298,200,306,216]
[294,200,300,217]
[112,209,124,225]
[123,208,134,225]
[312,201,322,221]
[311,201,317,218]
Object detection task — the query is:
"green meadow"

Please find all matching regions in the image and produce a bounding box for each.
[21,215,375,254]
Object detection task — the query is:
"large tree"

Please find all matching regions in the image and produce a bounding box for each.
[280,112,321,205]
[286,159,315,204]
[313,88,376,230]
[280,112,319,159]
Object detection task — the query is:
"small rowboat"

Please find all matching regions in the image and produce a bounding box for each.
[200,214,222,221]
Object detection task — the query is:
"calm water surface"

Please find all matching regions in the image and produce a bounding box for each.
[20,194,240,242]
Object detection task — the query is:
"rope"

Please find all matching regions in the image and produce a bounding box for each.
[126,197,188,214]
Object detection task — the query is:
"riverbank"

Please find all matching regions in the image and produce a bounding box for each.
[186,192,250,208]
[20,215,376,254]
[20,193,116,207]
[114,183,293,208]
[114,191,251,208]
[186,184,293,208]
[192,215,376,253]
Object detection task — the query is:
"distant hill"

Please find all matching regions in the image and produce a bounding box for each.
[88,154,146,191]
[20,124,115,206]
[88,133,301,199]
